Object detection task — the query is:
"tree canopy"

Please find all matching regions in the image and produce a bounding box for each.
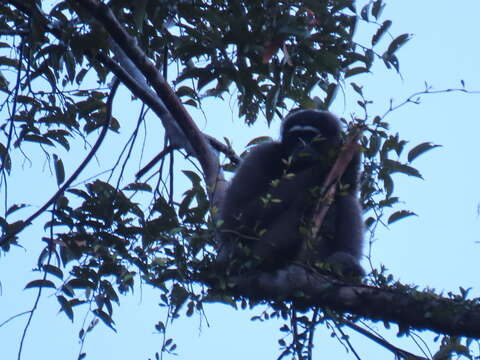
[0,1,478,359]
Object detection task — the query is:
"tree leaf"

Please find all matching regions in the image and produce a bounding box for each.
[43,264,64,279]
[383,159,423,179]
[53,154,65,185]
[407,142,441,163]
[372,0,385,20]
[388,210,417,224]
[360,3,370,21]
[25,279,56,290]
[123,182,152,192]
[93,308,116,332]
[386,33,411,56]
[57,295,74,322]
[23,134,54,146]
[6,203,28,216]
[345,67,369,78]
[372,20,392,46]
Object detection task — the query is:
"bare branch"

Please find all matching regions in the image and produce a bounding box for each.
[343,320,426,360]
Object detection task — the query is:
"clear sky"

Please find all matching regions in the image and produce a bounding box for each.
[2,1,480,359]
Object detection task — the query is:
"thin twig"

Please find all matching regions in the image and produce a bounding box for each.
[135,145,175,179]
[344,319,426,360]
[0,311,30,328]
[311,126,364,235]
[0,79,120,245]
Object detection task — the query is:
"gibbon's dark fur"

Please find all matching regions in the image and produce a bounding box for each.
[218,110,364,276]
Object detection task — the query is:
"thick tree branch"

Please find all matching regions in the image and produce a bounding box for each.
[225,264,480,339]
[105,38,197,157]
[8,0,480,345]
[8,0,227,208]
[74,0,224,207]
[208,126,480,339]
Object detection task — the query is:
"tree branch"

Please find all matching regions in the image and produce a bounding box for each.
[0,79,120,247]
[312,126,363,234]
[74,0,225,207]
[224,264,480,339]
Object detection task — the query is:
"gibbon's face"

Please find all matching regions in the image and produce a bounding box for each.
[281,110,341,154]
[283,124,325,153]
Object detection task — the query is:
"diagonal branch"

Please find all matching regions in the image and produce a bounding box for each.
[311,126,363,235]
[0,80,120,247]
[74,0,224,206]
[7,0,227,208]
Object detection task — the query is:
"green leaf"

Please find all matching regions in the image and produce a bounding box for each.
[123,182,152,192]
[383,159,423,179]
[350,82,363,96]
[407,142,441,163]
[43,264,64,279]
[64,50,76,83]
[372,20,392,46]
[67,278,96,290]
[365,133,381,158]
[265,86,280,123]
[93,309,116,332]
[45,130,71,150]
[53,154,65,185]
[23,134,54,146]
[101,281,119,304]
[372,0,385,20]
[345,67,369,78]
[25,279,56,289]
[6,203,28,216]
[76,68,88,85]
[379,197,399,208]
[15,95,37,105]
[386,33,411,56]
[388,210,417,224]
[246,136,273,147]
[183,99,198,107]
[182,170,202,185]
[324,83,338,109]
[133,0,148,30]
[360,3,370,21]
[0,56,19,67]
[433,343,469,360]
[170,284,189,314]
[176,86,197,99]
[203,292,237,308]
[0,143,12,172]
[67,188,90,199]
[381,173,394,197]
[61,284,75,297]
[57,295,74,321]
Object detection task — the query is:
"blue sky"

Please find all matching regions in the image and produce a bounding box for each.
[2,1,480,359]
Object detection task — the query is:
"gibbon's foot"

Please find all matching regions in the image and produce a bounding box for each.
[325,251,365,278]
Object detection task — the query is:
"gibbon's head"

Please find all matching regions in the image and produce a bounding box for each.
[280,110,342,151]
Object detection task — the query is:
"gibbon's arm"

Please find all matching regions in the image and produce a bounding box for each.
[221,142,283,220]
[333,194,364,259]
